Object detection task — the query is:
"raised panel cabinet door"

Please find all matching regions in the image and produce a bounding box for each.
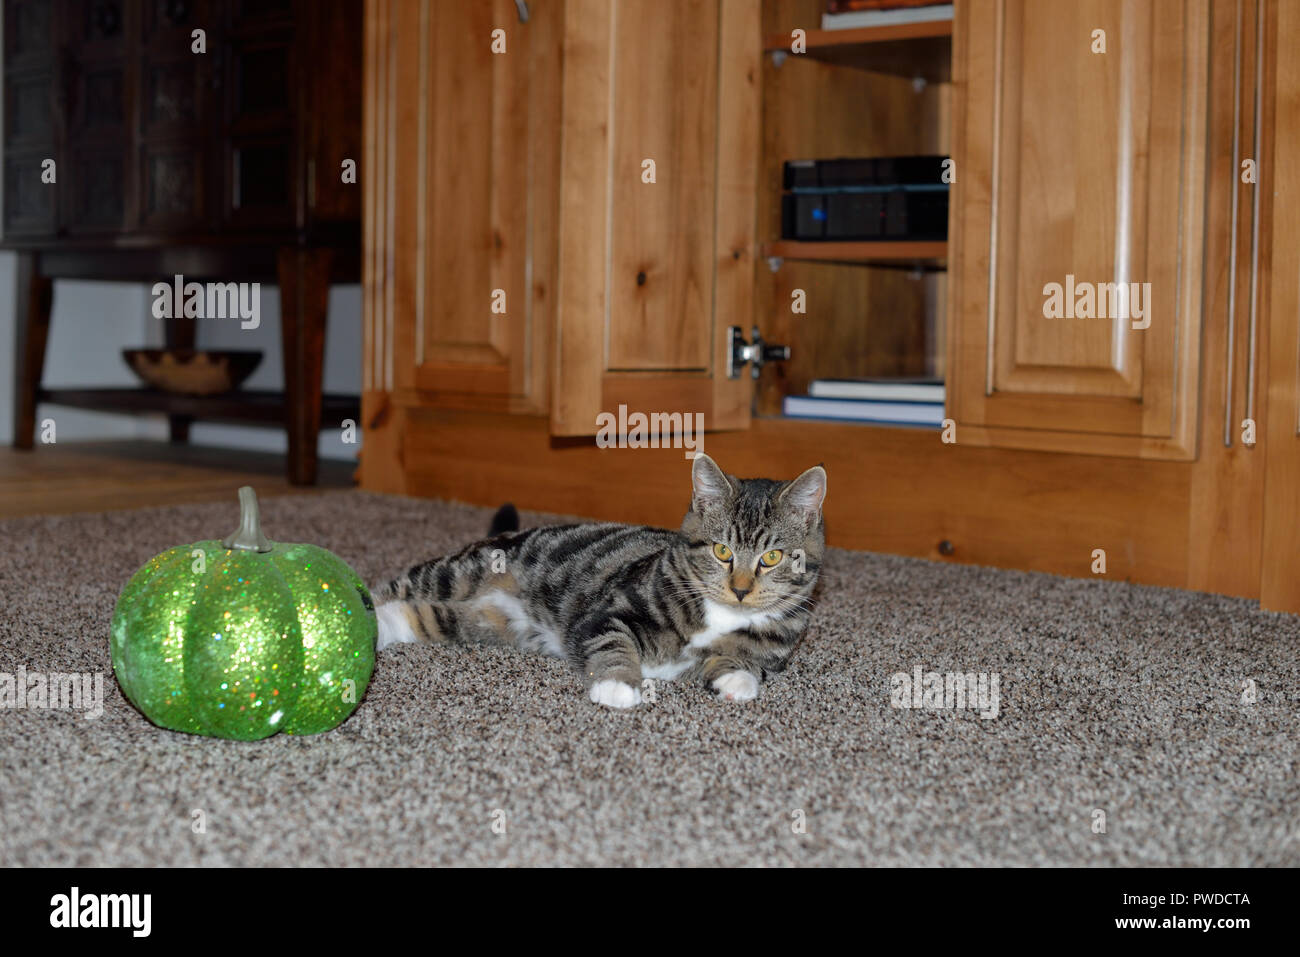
[948,0,1209,459]
[550,0,759,437]
[2,0,59,238]
[222,30,296,229]
[64,0,131,237]
[363,0,561,415]
[304,0,363,225]
[136,0,217,232]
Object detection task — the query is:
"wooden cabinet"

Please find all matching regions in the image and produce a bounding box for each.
[363,0,758,435]
[2,0,360,241]
[362,0,1300,613]
[948,0,1209,459]
[5,0,363,486]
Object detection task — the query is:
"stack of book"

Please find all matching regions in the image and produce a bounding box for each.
[822,1,954,30]
[782,378,945,427]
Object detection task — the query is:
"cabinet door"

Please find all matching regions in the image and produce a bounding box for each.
[363,0,560,414]
[64,0,131,235]
[948,0,1209,459]
[304,0,362,227]
[2,0,60,237]
[550,0,759,436]
[138,0,218,232]
[222,2,297,230]
[1262,0,1300,612]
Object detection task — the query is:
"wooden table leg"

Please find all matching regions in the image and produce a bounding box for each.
[278,246,333,486]
[164,313,197,443]
[12,253,53,450]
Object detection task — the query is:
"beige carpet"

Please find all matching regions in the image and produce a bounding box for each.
[1,490,1297,866]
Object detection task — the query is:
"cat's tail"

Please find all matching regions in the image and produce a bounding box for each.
[488,503,519,536]
[373,505,521,652]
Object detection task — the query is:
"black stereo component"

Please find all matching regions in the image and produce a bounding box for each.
[780,156,949,241]
[782,155,949,190]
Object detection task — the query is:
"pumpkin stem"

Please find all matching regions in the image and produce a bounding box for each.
[222,486,273,552]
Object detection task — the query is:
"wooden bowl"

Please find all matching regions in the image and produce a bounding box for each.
[122,349,263,396]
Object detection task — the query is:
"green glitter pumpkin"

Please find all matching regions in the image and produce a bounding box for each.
[110,486,376,740]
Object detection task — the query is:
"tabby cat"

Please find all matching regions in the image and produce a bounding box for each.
[374,454,827,708]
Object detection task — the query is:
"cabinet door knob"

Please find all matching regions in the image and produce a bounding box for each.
[727,326,791,380]
[938,540,955,556]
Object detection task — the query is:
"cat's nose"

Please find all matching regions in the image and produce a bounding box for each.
[731,585,752,602]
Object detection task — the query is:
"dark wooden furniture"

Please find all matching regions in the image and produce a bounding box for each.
[4,0,362,484]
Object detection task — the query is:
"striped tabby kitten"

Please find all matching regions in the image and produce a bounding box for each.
[375,454,826,708]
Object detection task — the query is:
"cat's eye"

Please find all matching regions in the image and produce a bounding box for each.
[759,549,784,567]
[712,543,733,562]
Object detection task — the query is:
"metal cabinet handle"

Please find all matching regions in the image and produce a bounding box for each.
[1245,0,1264,428]
[1224,0,1244,447]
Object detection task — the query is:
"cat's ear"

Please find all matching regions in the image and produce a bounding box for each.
[691,453,736,510]
[778,464,827,520]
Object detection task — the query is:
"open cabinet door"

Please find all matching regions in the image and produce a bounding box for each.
[948,0,1209,459]
[550,0,760,438]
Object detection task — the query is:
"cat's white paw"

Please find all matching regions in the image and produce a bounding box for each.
[589,679,642,709]
[375,602,418,651]
[712,670,759,702]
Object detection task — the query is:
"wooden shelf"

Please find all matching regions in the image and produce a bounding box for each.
[764,18,952,50]
[763,20,952,82]
[765,413,939,431]
[38,388,360,429]
[763,239,947,265]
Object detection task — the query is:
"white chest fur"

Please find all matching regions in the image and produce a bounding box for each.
[642,600,777,682]
[688,599,777,648]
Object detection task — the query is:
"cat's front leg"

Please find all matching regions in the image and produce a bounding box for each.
[697,633,792,702]
[699,654,761,702]
[572,618,644,709]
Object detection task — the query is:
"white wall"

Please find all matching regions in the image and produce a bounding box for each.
[0,251,363,461]
[0,252,152,443]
